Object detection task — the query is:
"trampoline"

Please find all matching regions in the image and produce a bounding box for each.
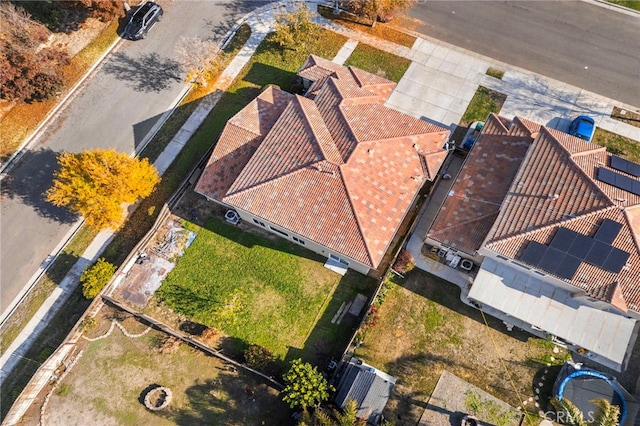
[553,363,638,425]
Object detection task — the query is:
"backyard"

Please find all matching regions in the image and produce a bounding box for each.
[146,196,378,370]
[353,269,570,425]
[28,305,291,426]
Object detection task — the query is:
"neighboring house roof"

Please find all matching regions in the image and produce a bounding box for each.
[428,114,640,312]
[334,358,396,424]
[427,114,536,254]
[196,56,450,269]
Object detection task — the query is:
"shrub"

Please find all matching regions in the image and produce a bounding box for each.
[393,248,415,274]
[80,258,116,299]
[244,344,274,370]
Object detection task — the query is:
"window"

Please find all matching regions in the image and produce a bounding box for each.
[512,261,530,270]
[269,226,288,237]
[496,255,509,261]
[329,254,349,267]
[252,219,266,227]
[292,236,305,245]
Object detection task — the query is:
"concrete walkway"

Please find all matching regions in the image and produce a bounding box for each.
[3,0,639,390]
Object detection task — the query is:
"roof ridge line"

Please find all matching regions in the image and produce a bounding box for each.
[225,161,317,198]
[294,95,343,165]
[533,128,616,205]
[487,206,620,247]
[339,161,376,267]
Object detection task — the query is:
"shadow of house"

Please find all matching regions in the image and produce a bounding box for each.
[194,55,450,277]
[333,357,396,425]
[421,113,640,372]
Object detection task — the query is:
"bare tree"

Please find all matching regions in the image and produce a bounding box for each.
[175,36,223,86]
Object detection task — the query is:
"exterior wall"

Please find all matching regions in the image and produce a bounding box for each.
[229,206,372,275]
[423,237,485,265]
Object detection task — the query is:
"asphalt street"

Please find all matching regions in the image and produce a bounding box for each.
[0,1,261,315]
[409,0,640,107]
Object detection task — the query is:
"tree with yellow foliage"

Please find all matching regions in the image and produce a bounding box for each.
[46,149,160,230]
[341,0,417,25]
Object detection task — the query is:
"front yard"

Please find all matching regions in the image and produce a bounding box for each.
[353,269,570,425]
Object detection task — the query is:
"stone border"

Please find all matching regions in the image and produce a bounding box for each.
[143,386,172,411]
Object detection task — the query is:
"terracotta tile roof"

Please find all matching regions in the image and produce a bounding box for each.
[299,55,395,101]
[196,56,450,269]
[455,116,640,312]
[194,86,293,199]
[427,114,534,254]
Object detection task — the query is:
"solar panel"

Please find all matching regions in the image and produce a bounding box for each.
[539,247,564,272]
[594,219,622,244]
[603,248,630,273]
[555,255,582,279]
[585,241,612,267]
[568,234,594,259]
[597,167,640,196]
[611,155,640,178]
[521,242,547,266]
[550,227,578,251]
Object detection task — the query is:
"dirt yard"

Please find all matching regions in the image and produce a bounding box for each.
[22,305,290,426]
[353,269,571,425]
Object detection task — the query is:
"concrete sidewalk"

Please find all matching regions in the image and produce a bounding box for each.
[3,0,639,393]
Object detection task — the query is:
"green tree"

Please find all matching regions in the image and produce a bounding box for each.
[281,358,333,409]
[80,258,116,299]
[271,2,317,51]
[551,397,620,426]
[315,399,363,425]
[46,149,160,230]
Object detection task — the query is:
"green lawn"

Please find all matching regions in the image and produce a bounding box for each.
[593,128,640,163]
[344,43,411,83]
[156,218,376,363]
[461,86,507,124]
[607,0,640,11]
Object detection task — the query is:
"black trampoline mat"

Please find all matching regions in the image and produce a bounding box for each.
[562,376,623,415]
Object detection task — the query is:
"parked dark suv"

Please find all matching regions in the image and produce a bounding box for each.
[123,1,163,40]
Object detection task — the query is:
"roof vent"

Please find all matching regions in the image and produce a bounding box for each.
[547,193,559,200]
[616,197,627,203]
[368,149,374,156]
[517,181,524,188]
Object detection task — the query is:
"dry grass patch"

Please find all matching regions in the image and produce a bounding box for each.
[354,270,570,425]
[35,306,290,426]
[317,5,416,48]
[0,20,120,160]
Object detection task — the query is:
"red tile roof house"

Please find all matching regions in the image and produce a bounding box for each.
[424,114,640,371]
[195,55,450,275]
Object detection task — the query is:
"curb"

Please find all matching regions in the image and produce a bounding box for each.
[589,0,640,16]
[0,34,124,179]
